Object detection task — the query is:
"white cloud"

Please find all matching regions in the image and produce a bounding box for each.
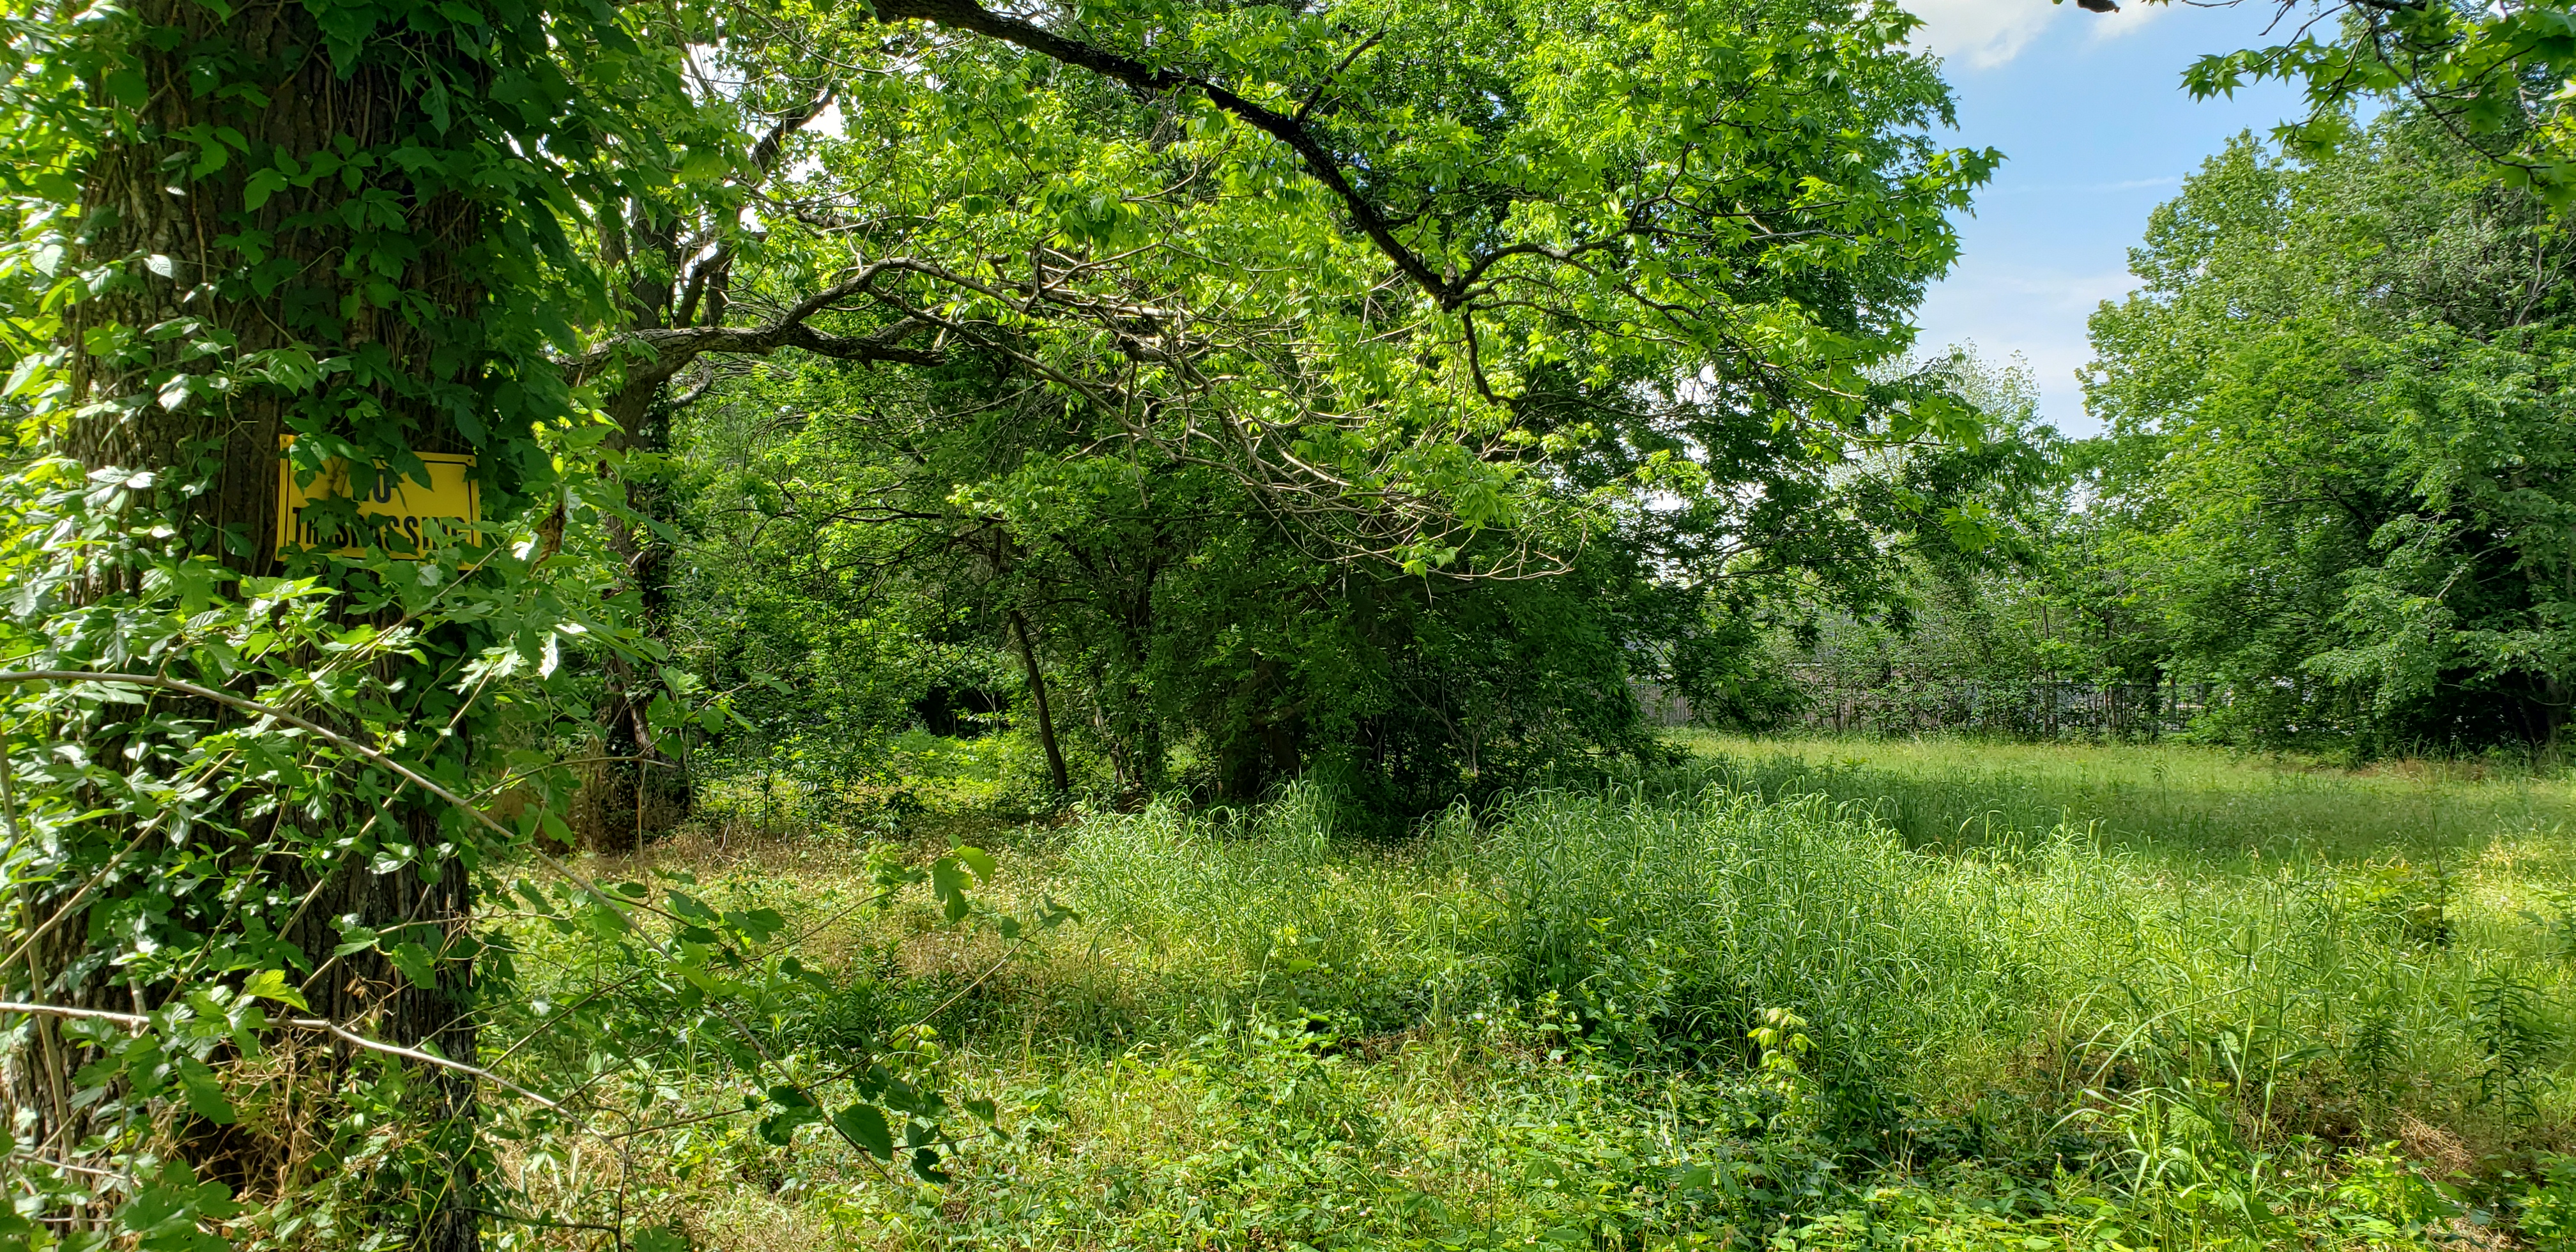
[1904,0,2063,70]
[1903,0,2165,70]
[1914,264,2143,432]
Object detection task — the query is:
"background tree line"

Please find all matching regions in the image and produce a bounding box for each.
[1759,108,2576,755]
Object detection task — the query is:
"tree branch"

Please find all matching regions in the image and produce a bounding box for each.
[0,1000,568,1113]
[574,262,942,392]
[870,0,1460,304]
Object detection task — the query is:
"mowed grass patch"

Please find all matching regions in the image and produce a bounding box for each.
[493,749,2576,1249]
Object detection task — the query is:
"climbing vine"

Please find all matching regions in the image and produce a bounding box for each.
[0,0,1998,1244]
[0,0,1013,1246]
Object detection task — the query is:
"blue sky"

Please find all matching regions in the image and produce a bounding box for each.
[1904,0,2308,431]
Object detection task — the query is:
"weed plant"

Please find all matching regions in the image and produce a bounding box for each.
[493,742,2576,1249]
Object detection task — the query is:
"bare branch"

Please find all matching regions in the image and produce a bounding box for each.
[574,262,944,394]
[0,1000,568,1113]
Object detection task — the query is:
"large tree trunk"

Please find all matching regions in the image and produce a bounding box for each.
[5,3,493,1246]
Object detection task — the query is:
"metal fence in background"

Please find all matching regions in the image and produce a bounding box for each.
[1641,673,2222,739]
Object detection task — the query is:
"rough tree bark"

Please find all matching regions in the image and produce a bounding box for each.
[12,3,489,1248]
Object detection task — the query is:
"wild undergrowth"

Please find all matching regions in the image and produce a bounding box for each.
[491,742,2576,1249]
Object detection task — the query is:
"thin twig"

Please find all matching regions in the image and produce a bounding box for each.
[0,672,932,1175]
[0,671,676,928]
[0,999,565,1112]
[600,1104,753,1141]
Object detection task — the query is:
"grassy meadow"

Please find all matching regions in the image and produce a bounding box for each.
[494,738,2576,1250]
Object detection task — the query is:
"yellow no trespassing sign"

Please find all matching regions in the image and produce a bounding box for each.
[276,438,480,559]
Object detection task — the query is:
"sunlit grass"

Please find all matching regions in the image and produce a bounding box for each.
[1667,729,2576,864]
[500,741,2576,1249]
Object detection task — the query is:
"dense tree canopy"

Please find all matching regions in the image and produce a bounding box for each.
[0,0,2001,1244]
[6,0,2573,1241]
[1761,111,2575,753]
[594,0,2014,821]
[2087,112,2576,749]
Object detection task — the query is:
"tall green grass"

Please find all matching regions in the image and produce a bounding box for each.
[1051,774,2576,1158]
[553,744,2576,1249]
[1669,732,2576,865]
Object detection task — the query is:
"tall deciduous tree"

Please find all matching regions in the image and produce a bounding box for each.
[2088,112,2576,748]
[659,0,2001,807]
[0,0,705,1242]
[0,0,1996,1242]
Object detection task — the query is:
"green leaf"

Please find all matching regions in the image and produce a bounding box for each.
[634,1225,690,1252]
[175,1059,234,1124]
[387,942,438,989]
[931,858,970,922]
[756,1085,824,1145]
[832,1101,894,1158]
[240,968,308,1011]
[579,904,632,940]
[116,1160,240,1249]
[909,1147,951,1184]
[243,167,288,210]
[677,148,733,183]
[722,907,785,943]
